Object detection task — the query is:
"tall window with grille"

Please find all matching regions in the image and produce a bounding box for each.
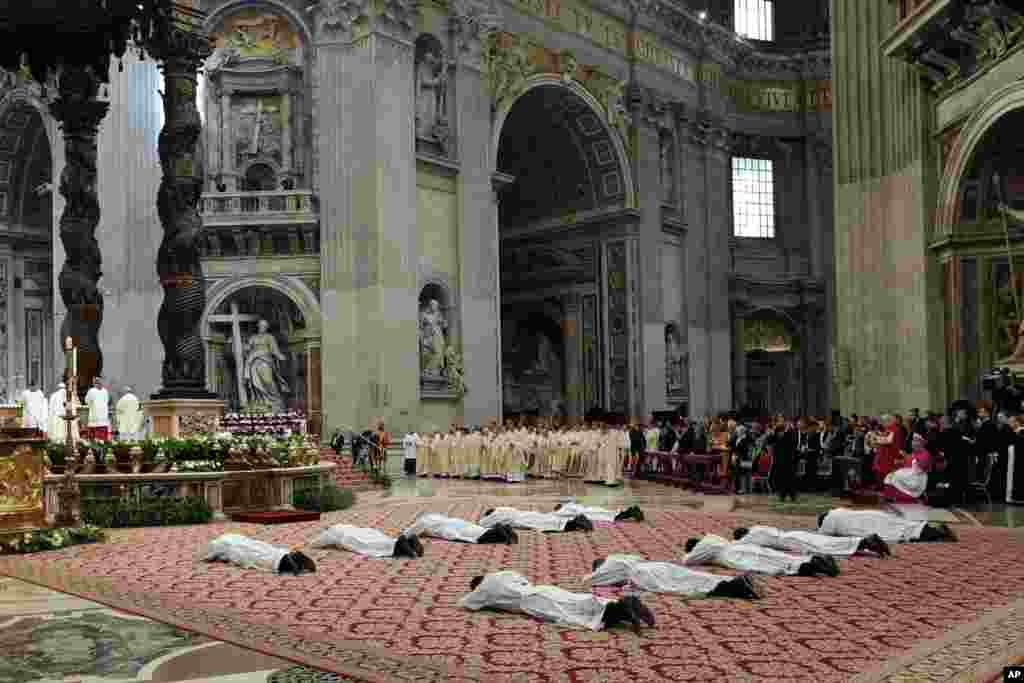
[734,0,774,41]
[732,157,775,239]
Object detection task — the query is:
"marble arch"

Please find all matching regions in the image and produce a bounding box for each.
[937,80,1024,234]
[203,275,322,338]
[491,75,636,211]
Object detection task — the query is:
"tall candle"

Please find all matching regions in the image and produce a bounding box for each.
[72,346,77,382]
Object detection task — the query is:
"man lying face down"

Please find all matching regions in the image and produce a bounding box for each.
[588,554,763,600]
[479,506,593,533]
[309,523,425,558]
[553,502,645,523]
[683,534,840,577]
[204,533,316,575]
[817,509,958,544]
[733,525,891,558]
[462,570,655,633]
[403,512,518,545]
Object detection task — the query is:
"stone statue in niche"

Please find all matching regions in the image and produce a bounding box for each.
[419,299,448,378]
[665,324,684,393]
[415,43,448,141]
[244,319,291,413]
[235,96,283,167]
[660,134,675,203]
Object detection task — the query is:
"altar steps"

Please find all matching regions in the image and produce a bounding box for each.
[318,447,377,490]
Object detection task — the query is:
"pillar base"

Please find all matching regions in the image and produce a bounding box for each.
[143,399,225,438]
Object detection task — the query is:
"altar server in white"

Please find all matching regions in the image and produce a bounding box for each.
[553,502,644,523]
[817,509,958,543]
[19,384,48,434]
[203,533,316,575]
[115,387,145,441]
[404,512,518,545]
[461,570,655,633]
[587,554,764,600]
[479,506,593,533]
[733,525,891,558]
[84,377,112,441]
[683,534,840,577]
[47,381,79,444]
[310,523,424,558]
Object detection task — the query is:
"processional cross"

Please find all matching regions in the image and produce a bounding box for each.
[208,302,261,408]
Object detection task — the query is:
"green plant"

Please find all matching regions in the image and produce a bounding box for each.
[45,442,67,467]
[80,496,213,528]
[0,525,106,555]
[292,484,356,512]
[140,438,162,462]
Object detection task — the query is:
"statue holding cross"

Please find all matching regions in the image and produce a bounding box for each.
[209,302,290,413]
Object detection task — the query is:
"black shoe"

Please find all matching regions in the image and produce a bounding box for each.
[393,535,417,559]
[939,523,959,542]
[810,555,840,577]
[730,574,764,600]
[503,525,519,545]
[621,595,655,629]
[277,553,299,575]
[409,535,425,557]
[564,514,593,533]
[859,534,891,558]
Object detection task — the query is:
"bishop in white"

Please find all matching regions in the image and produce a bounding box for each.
[817,509,958,543]
[310,523,424,558]
[553,502,645,523]
[115,387,145,441]
[683,534,840,577]
[404,512,518,544]
[461,570,655,633]
[587,554,764,600]
[733,525,891,558]
[19,383,48,435]
[203,533,316,575]
[479,506,593,533]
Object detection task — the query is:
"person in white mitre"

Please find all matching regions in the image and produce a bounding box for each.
[19,381,48,435]
[479,506,594,533]
[552,502,645,523]
[461,570,656,633]
[47,381,79,444]
[403,512,519,545]
[115,386,144,441]
[84,376,111,442]
[309,523,424,558]
[402,430,418,476]
[682,534,841,577]
[817,509,958,544]
[204,533,316,575]
[587,554,764,600]
[732,525,891,558]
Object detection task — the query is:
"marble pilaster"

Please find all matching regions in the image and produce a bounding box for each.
[220,90,233,190]
[705,124,733,414]
[679,107,710,418]
[454,18,501,427]
[281,90,292,177]
[561,292,583,421]
[636,113,666,419]
[313,0,418,435]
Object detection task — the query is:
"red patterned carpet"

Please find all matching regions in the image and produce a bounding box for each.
[2,496,1024,682]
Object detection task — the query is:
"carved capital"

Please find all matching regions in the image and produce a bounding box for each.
[311,0,372,43]
[450,0,501,69]
[378,0,418,41]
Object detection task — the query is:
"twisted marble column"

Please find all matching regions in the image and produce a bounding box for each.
[151,34,217,399]
[50,65,109,398]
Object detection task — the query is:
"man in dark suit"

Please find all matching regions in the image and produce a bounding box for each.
[766,422,798,502]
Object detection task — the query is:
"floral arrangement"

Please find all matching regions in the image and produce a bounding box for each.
[220,410,306,436]
[0,525,106,555]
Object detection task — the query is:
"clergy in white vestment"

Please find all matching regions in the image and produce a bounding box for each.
[587,554,764,600]
[403,512,518,544]
[817,509,958,543]
[203,533,316,575]
[553,502,644,523]
[733,525,891,558]
[682,534,840,577]
[47,382,79,444]
[402,431,418,476]
[115,387,144,441]
[19,386,48,434]
[84,377,112,441]
[460,570,655,632]
[479,506,593,533]
[309,523,424,558]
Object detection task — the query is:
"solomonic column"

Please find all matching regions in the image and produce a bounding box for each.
[50,65,109,398]
[143,6,223,437]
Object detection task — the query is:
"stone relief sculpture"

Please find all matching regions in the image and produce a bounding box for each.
[483,33,533,111]
[234,96,283,167]
[243,319,290,413]
[419,299,448,379]
[209,11,297,65]
[665,324,684,394]
[559,49,578,82]
[660,133,675,203]
[415,40,448,141]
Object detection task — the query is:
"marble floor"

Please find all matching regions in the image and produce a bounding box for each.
[1,475,1019,683]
